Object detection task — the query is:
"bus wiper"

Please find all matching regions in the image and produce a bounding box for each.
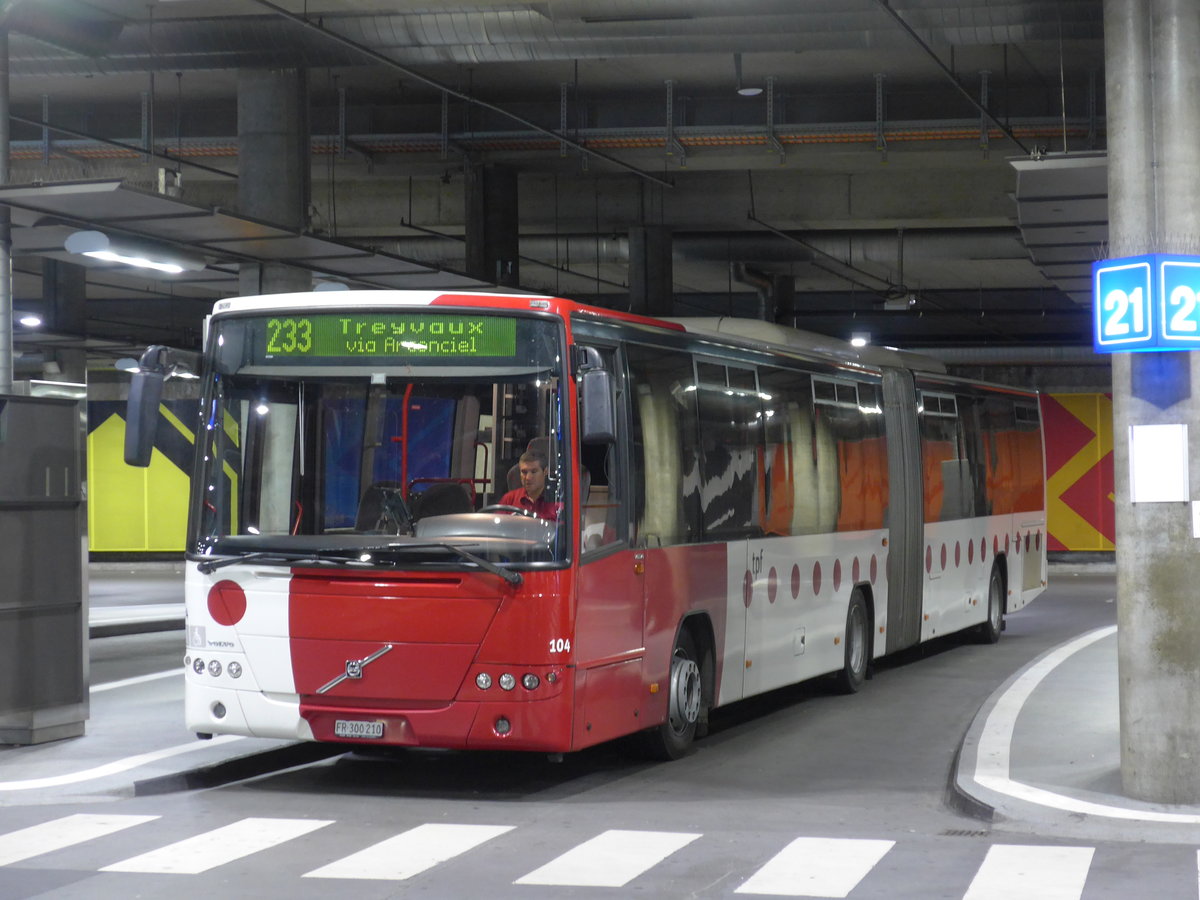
[372,541,524,586]
[195,550,368,574]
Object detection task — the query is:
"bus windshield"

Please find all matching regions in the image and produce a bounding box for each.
[190,311,569,571]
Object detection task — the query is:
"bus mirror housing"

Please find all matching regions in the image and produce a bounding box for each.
[123,345,202,467]
[580,368,616,443]
[124,369,164,467]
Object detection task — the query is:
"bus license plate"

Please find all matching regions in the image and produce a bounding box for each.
[334,719,384,739]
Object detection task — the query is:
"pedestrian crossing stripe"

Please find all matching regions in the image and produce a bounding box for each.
[303,823,513,881]
[0,813,160,868]
[735,836,896,897]
[100,817,333,874]
[0,813,1156,897]
[515,829,701,887]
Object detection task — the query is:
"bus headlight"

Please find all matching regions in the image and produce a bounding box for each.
[499,673,516,691]
[476,672,493,690]
[521,673,540,691]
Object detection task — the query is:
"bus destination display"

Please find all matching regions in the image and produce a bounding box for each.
[262,313,517,359]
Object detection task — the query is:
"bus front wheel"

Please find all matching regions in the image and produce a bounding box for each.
[642,628,702,760]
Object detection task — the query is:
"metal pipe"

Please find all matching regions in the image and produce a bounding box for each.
[250,0,674,189]
[871,0,1030,155]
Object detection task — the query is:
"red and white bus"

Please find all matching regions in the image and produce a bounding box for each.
[126,290,1046,759]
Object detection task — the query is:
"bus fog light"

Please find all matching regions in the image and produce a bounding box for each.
[521,673,540,691]
[212,702,227,719]
[499,673,516,691]
[228,661,243,679]
[207,660,222,677]
[494,717,511,735]
[476,672,493,690]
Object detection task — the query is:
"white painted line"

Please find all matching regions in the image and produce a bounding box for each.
[0,814,160,867]
[0,734,244,791]
[970,625,1200,824]
[304,823,513,880]
[735,836,895,897]
[963,844,1094,900]
[101,816,332,874]
[91,669,180,693]
[515,829,701,888]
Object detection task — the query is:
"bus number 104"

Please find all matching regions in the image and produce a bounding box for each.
[549,638,571,653]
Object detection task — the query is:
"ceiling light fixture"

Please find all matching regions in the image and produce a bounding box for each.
[65,230,206,274]
[734,53,762,97]
[18,313,42,328]
[850,332,871,348]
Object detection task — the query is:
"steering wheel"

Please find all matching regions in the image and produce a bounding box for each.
[481,504,536,518]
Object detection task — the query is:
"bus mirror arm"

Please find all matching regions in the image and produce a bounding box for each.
[123,345,202,468]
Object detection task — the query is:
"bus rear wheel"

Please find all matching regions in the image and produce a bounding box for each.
[834,589,870,694]
[642,628,702,760]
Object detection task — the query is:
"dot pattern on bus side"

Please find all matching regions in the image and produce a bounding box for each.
[767,567,778,604]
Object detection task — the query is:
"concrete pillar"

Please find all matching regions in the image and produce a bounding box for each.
[465,164,519,288]
[628,225,673,317]
[42,259,87,383]
[0,29,11,394]
[1107,0,1200,803]
[237,68,311,296]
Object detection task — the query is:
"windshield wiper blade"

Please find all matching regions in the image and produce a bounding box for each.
[195,551,362,574]
[366,541,524,586]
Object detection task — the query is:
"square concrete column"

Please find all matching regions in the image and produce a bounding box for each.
[465,164,520,288]
[628,225,673,317]
[237,68,312,295]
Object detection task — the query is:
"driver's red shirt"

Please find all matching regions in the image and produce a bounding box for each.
[498,488,561,521]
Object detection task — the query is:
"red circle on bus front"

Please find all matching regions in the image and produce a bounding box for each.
[768,567,778,604]
[743,570,753,608]
[870,554,878,584]
[853,557,861,584]
[833,559,842,593]
[812,561,823,596]
[791,564,801,599]
[940,544,948,571]
[208,580,247,626]
[955,541,961,567]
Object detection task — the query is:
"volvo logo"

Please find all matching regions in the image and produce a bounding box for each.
[316,644,393,694]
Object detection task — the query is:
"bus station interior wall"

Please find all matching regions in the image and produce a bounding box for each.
[81,365,1115,556]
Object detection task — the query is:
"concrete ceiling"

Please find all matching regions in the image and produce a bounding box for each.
[1,0,1108,370]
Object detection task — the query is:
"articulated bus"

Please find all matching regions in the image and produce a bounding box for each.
[126,290,1046,759]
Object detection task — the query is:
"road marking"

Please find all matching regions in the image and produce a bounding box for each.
[303,823,513,880]
[963,844,1094,900]
[101,817,332,874]
[0,814,160,867]
[735,836,895,897]
[0,734,244,791]
[515,829,700,887]
[970,625,1200,824]
[91,669,180,693]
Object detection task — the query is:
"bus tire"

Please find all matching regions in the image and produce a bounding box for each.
[976,564,1004,644]
[641,627,703,760]
[834,589,870,694]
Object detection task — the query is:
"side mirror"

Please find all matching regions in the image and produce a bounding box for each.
[580,368,616,444]
[124,369,165,467]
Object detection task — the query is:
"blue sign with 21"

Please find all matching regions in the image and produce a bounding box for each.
[1094,254,1200,352]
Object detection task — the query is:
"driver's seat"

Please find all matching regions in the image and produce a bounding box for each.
[355,481,407,533]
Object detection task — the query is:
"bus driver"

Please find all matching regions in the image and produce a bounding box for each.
[499,449,562,521]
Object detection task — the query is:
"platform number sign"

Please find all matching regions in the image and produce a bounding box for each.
[1094,254,1200,352]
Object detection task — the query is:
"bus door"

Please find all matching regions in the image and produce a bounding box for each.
[882,368,923,653]
[572,344,646,745]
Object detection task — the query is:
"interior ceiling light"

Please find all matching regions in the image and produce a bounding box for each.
[18,313,42,328]
[734,53,762,97]
[850,332,871,347]
[64,230,206,275]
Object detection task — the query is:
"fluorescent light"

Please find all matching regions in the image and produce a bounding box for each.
[850,332,870,348]
[114,357,140,372]
[64,230,206,274]
[18,313,42,328]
